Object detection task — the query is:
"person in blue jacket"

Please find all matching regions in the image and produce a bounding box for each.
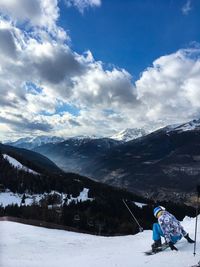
[152,206,194,252]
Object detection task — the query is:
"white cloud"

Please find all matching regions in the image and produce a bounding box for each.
[0,0,200,141]
[136,48,200,128]
[65,0,101,13]
[0,0,59,31]
[71,62,137,108]
[182,0,192,15]
[26,41,86,84]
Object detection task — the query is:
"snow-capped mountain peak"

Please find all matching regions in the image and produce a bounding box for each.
[28,135,64,145]
[111,128,146,142]
[68,135,101,140]
[6,135,65,150]
[166,119,200,133]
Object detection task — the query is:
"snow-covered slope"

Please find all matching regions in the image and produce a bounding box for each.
[0,217,198,267]
[0,191,43,207]
[0,188,93,207]
[166,119,200,133]
[111,128,146,142]
[3,154,39,175]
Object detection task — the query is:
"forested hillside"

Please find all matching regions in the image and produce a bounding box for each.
[0,149,195,236]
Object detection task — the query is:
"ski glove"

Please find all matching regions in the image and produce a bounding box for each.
[168,242,178,251]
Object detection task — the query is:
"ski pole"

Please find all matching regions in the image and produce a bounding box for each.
[122,199,143,232]
[193,185,200,256]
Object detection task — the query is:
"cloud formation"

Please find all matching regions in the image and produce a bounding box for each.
[182,0,192,15]
[65,0,101,13]
[0,0,200,141]
[0,0,59,30]
[0,0,137,140]
[136,48,200,128]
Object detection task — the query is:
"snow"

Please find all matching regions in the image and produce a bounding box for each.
[0,192,22,207]
[3,154,39,175]
[111,128,146,142]
[31,136,64,146]
[7,136,65,148]
[0,191,43,207]
[69,135,100,139]
[166,119,200,133]
[66,188,93,205]
[0,188,93,207]
[134,201,148,208]
[0,216,199,267]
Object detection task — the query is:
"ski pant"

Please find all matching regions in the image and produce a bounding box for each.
[153,223,182,243]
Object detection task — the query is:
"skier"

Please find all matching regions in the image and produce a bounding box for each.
[152,206,195,252]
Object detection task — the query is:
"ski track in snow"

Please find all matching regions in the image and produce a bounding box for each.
[0,217,199,267]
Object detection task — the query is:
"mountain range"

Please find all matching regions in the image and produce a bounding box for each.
[5,128,146,150]
[0,142,154,235]
[34,137,121,174]
[83,119,200,202]
[4,120,200,203]
[3,128,147,178]
[0,143,61,174]
[6,135,64,150]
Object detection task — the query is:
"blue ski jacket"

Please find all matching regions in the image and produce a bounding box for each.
[158,211,187,243]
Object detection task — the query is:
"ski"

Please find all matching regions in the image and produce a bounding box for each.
[144,243,169,256]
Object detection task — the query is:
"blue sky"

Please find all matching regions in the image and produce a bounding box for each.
[59,0,200,79]
[0,0,200,141]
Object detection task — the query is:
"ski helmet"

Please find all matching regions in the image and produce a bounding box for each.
[153,206,165,218]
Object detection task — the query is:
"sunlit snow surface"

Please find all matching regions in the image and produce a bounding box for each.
[0,217,199,267]
[111,128,146,142]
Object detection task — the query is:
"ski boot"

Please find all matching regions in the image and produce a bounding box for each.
[151,239,162,252]
[184,233,195,243]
